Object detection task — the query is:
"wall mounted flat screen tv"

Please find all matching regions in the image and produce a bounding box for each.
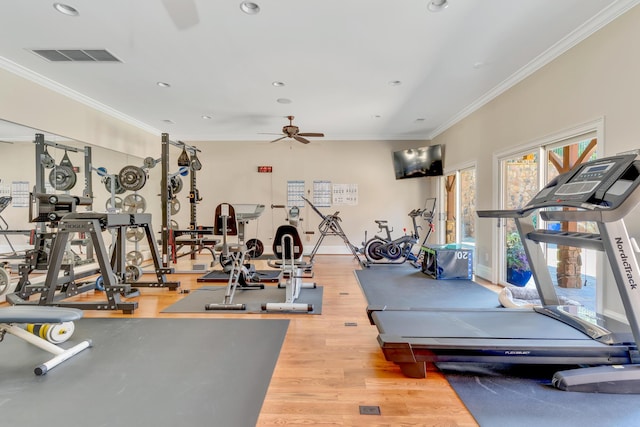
[393,145,444,180]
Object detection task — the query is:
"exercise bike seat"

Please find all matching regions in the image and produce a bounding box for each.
[272,225,303,259]
[214,203,245,253]
[214,203,238,236]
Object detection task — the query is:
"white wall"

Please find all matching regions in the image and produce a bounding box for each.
[172,139,436,255]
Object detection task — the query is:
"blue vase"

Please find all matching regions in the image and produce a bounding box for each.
[507,268,532,287]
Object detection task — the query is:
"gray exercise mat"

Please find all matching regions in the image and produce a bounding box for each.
[438,362,640,427]
[197,269,280,283]
[355,266,500,309]
[162,285,323,314]
[0,318,288,427]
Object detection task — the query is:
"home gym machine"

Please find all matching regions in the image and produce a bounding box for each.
[264,205,315,312]
[7,134,179,313]
[13,135,98,286]
[368,153,640,393]
[204,203,264,310]
[0,196,34,260]
[361,204,433,265]
[159,134,218,268]
[301,196,368,268]
[7,195,179,313]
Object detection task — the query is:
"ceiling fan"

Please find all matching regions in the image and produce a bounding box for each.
[269,116,325,144]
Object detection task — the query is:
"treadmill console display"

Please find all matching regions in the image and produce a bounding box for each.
[527,154,640,210]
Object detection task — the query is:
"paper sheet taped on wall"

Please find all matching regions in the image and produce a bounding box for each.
[287,180,305,207]
[313,180,331,207]
[11,181,29,207]
[333,184,358,206]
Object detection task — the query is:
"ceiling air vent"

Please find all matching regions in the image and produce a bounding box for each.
[31,49,121,62]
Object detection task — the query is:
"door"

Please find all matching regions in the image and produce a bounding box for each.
[498,135,599,311]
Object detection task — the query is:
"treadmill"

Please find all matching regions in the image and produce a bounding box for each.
[369,153,640,393]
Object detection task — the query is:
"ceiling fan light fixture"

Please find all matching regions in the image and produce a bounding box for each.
[240,2,260,15]
[53,3,79,16]
[427,0,449,12]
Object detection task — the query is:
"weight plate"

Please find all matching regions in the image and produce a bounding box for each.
[126,227,145,242]
[0,267,10,295]
[125,265,142,282]
[104,175,126,195]
[104,196,123,211]
[119,165,147,192]
[123,194,147,213]
[143,156,157,169]
[48,165,77,191]
[95,275,104,291]
[246,238,264,258]
[26,321,75,344]
[169,176,183,194]
[126,250,143,266]
[171,198,180,215]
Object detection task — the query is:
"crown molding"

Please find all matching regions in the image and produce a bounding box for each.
[429,0,640,140]
[0,55,161,136]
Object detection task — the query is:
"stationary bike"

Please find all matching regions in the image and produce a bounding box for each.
[362,205,434,265]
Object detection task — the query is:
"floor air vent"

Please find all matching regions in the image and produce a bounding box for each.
[31,49,121,62]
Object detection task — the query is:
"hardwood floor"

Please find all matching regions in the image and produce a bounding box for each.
[4,255,481,426]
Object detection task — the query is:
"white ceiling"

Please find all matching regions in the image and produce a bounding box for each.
[0,0,638,142]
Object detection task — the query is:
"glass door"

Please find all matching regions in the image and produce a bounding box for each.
[443,173,456,244]
[500,151,540,287]
[498,135,599,311]
[459,167,476,246]
[544,138,598,311]
[441,167,476,246]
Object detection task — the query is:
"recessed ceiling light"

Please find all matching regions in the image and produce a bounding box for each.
[415,118,426,122]
[272,81,285,87]
[277,98,292,104]
[473,61,485,69]
[201,115,212,120]
[389,80,402,86]
[162,119,175,124]
[427,0,449,12]
[157,82,171,88]
[53,3,79,16]
[240,2,260,15]
[372,115,382,119]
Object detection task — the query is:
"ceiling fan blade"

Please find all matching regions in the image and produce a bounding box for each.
[258,132,285,136]
[162,0,199,30]
[294,136,311,144]
[298,133,324,137]
[270,136,287,143]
